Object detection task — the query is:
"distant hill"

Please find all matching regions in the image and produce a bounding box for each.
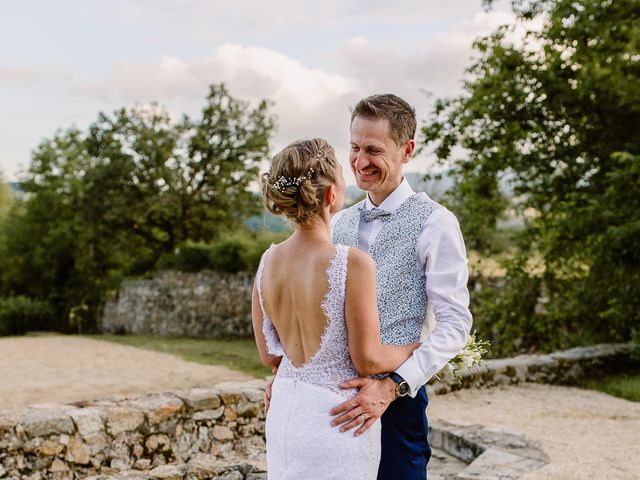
[6,181,26,200]
[404,172,453,201]
[245,210,291,233]
[345,172,455,203]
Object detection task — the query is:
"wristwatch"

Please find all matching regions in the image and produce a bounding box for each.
[388,372,410,398]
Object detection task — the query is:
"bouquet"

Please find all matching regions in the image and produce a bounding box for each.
[437,331,489,383]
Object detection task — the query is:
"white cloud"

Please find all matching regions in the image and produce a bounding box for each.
[69,7,522,183]
[0,67,37,82]
[72,44,362,180]
[1,0,523,181]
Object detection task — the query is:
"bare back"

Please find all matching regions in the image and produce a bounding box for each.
[260,239,337,367]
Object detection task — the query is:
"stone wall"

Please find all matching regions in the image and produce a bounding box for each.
[0,380,267,480]
[1,343,636,480]
[428,342,638,394]
[100,271,254,338]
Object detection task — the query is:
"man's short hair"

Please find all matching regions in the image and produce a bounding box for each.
[351,94,416,145]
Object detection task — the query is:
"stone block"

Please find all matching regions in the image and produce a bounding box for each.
[457,447,547,480]
[223,407,238,421]
[0,413,17,436]
[48,458,72,480]
[193,407,225,422]
[133,458,152,470]
[176,388,222,411]
[106,408,145,436]
[220,471,243,480]
[219,391,243,405]
[37,437,64,456]
[65,436,92,465]
[242,389,264,404]
[212,426,234,442]
[110,457,131,471]
[20,409,75,438]
[69,408,105,437]
[85,431,109,455]
[128,395,184,425]
[132,443,144,458]
[149,464,183,480]
[145,434,171,453]
[236,402,261,419]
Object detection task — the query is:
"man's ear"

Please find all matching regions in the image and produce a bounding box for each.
[402,140,415,164]
[325,184,336,207]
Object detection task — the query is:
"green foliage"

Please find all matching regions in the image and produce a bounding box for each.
[578,369,640,403]
[158,231,289,273]
[0,84,275,332]
[0,296,54,336]
[88,334,270,377]
[423,0,640,353]
[0,173,11,221]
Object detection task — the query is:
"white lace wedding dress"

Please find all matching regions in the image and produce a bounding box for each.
[256,244,381,480]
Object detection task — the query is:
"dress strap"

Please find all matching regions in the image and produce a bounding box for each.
[256,244,284,357]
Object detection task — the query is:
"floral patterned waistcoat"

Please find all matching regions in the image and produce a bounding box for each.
[332,193,437,345]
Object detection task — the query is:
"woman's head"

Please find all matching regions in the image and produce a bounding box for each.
[262,138,344,226]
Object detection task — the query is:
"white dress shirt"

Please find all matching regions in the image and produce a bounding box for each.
[332,177,473,396]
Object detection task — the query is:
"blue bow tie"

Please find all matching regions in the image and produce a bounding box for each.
[360,205,393,223]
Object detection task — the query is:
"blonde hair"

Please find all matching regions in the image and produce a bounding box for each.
[262,138,338,226]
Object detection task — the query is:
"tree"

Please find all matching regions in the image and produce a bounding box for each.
[0,171,11,221]
[80,84,274,264]
[2,83,275,331]
[423,0,640,352]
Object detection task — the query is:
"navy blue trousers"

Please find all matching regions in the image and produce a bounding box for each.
[377,386,431,480]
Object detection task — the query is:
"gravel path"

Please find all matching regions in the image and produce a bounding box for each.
[0,335,252,412]
[428,383,640,480]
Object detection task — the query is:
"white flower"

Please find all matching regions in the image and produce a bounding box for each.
[443,362,455,376]
[436,331,490,384]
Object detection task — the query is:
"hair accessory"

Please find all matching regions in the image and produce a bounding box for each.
[272,167,315,192]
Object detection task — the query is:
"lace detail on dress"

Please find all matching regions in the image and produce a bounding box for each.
[256,245,284,357]
[257,244,358,399]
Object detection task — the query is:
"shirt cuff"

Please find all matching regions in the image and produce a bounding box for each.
[394,356,431,398]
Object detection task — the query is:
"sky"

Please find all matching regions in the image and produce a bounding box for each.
[0,0,515,184]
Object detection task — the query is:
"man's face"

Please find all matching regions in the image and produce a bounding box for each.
[349,116,413,203]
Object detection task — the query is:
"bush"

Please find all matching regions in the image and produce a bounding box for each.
[470,256,570,357]
[0,296,55,336]
[158,230,290,274]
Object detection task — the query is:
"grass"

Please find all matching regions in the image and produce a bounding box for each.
[87,334,271,378]
[578,369,640,402]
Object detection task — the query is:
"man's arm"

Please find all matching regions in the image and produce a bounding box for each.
[330,206,472,433]
[394,206,473,396]
[330,376,396,436]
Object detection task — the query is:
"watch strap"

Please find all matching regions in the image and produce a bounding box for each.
[387,372,405,385]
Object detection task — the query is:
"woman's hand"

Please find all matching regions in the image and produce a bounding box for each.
[264,366,278,414]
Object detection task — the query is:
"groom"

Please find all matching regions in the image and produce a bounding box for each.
[330,94,472,479]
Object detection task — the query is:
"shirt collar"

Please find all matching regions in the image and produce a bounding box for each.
[365,177,415,212]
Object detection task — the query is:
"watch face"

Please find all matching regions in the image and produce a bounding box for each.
[398,382,410,397]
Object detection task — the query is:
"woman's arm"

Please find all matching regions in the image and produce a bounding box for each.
[252,281,282,368]
[344,248,420,376]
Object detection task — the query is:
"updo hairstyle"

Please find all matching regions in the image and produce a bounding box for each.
[262,138,338,226]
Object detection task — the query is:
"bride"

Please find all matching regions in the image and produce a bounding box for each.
[252,138,419,479]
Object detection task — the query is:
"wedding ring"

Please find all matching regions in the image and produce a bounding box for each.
[359,414,366,423]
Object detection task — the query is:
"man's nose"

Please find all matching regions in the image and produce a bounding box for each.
[352,152,370,170]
